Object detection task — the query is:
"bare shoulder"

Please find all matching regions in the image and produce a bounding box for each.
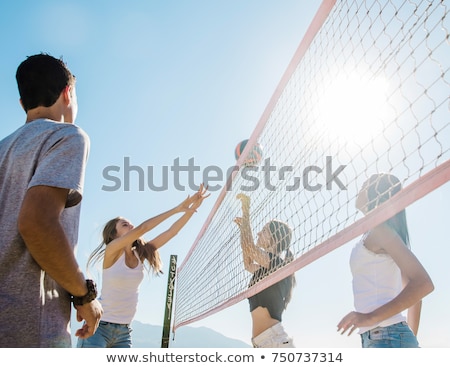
[103,240,127,269]
[364,224,403,254]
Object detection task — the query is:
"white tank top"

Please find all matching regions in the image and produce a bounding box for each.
[350,233,406,334]
[99,251,144,324]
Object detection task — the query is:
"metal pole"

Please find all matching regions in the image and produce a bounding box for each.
[161,254,177,348]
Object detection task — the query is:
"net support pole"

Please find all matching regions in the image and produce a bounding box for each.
[161,254,177,348]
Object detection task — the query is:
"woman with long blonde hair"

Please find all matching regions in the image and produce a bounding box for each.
[78,185,209,348]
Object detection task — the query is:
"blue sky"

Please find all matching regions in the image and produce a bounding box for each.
[0,0,448,348]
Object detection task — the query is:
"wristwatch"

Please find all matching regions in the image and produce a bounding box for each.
[72,279,97,306]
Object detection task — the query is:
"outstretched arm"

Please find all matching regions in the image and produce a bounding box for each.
[235,194,270,272]
[149,184,210,249]
[104,190,203,267]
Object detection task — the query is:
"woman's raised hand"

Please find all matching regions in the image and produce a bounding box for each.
[177,184,210,213]
[236,193,250,212]
[190,184,210,211]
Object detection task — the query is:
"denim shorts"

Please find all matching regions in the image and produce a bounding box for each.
[360,321,419,348]
[77,321,132,348]
[252,322,295,348]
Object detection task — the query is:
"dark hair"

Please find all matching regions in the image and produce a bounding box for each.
[16,53,75,112]
[366,173,410,247]
[268,220,296,308]
[87,217,163,275]
[269,220,292,255]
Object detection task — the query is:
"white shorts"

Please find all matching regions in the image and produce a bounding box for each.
[252,322,295,348]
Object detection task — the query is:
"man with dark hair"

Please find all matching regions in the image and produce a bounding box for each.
[0,53,102,347]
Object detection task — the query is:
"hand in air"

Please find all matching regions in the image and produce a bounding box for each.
[178,184,210,213]
[234,217,243,228]
[235,193,251,228]
[236,193,250,209]
[190,183,210,211]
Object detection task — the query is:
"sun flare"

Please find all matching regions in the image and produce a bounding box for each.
[317,72,390,144]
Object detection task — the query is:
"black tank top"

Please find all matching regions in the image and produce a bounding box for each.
[248,254,291,321]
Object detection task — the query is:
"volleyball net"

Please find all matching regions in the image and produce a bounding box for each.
[173,0,450,330]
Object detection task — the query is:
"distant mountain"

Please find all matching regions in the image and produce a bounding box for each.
[72,320,251,348]
[132,321,251,348]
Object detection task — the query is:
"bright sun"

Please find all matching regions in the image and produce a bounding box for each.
[317,71,390,145]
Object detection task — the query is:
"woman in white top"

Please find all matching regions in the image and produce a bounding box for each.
[337,173,434,348]
[77,185,209,348]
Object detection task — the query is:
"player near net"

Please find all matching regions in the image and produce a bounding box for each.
[337,173,434,348]
[235,193,296,348]
[77,184,209,348]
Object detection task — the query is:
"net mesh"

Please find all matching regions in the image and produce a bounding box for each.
[173,0,449,330]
